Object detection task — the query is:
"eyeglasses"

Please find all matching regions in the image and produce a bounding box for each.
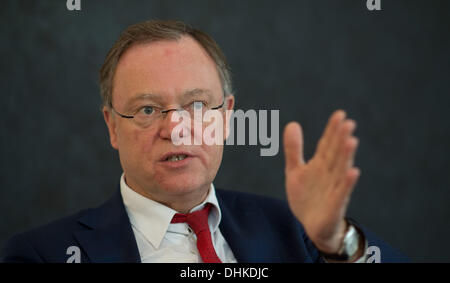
[111,100,225,128]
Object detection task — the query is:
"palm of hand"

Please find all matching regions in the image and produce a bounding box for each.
[283,110,360,253]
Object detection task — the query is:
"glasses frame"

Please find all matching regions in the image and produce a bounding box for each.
[110,99,225,123]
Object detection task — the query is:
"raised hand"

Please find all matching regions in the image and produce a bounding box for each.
[283,110,360,254]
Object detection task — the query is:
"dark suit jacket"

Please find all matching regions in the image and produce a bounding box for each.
[1,188,408,263]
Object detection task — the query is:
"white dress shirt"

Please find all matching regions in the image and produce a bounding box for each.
[120,174,237,263]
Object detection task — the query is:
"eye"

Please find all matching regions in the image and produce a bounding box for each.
[192,101,205,111]
[139,106,155,116]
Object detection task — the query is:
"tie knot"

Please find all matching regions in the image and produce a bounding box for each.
[170,203,221,263]
[171,203,213,233]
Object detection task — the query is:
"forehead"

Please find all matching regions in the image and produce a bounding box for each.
[112,36,222,107]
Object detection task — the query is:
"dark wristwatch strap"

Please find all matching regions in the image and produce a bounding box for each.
[318,218,367,261]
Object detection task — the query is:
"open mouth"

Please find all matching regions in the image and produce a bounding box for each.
[160,152,193,163]
[165,154,188,162]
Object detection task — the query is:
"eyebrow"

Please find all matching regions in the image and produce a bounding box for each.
[125,88,213,108]
[125,88,215,107]
[183,88,214,99]
[125,93,160,105]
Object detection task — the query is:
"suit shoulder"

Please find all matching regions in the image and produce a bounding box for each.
[216,188,286,204]
[22,208,92,238]
[216,188,294,218]
[1,208,91,262]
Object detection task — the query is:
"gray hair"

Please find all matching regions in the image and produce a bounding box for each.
[99,19,233,108]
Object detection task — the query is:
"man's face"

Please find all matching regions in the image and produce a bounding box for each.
[103,36,234,201]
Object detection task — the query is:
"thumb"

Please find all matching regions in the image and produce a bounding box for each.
[283,121,305,171]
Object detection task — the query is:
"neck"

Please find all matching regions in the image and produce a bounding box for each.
[123,175,211,213]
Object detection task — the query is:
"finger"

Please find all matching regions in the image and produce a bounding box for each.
[332,167,361,208]
[283,122,305,171]
[345,137,358,169]
[316,110,346,159]
[325,119,356,171]
[330,136,359,187]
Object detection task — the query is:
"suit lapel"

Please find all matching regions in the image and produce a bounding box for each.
[72,188,284,262]
[74,190,141,263]
[217,189,283,263]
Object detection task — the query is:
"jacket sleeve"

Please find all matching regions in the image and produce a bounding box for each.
[359,225,410,263]
[302,218,410,263]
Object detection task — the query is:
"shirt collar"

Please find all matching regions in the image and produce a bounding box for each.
[120,173,222,249]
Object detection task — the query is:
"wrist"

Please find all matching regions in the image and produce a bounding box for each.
[314,219,348,254]
[318,218,367,262]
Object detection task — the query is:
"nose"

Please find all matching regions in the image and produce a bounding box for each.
[158,109,191,143]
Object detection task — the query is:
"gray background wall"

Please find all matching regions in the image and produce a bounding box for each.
[1,0,449,262]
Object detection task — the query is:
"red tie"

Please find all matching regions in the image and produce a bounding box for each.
[171,203,222,263]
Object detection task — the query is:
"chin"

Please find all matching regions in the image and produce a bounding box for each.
[156,176,209,196]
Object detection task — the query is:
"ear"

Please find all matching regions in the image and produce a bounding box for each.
[223,95,235,140]
[103,106,119,150]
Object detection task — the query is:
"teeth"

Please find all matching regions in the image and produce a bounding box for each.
[167,154,187,162]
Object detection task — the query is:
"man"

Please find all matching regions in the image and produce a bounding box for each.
[1,20,407,263]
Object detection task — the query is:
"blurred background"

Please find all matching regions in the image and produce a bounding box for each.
[1,0,449,262]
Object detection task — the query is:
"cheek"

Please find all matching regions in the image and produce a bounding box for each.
[118,125,156,160]
[197,112,227,145]
[201,143,223,169]
[133,129,158,157]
